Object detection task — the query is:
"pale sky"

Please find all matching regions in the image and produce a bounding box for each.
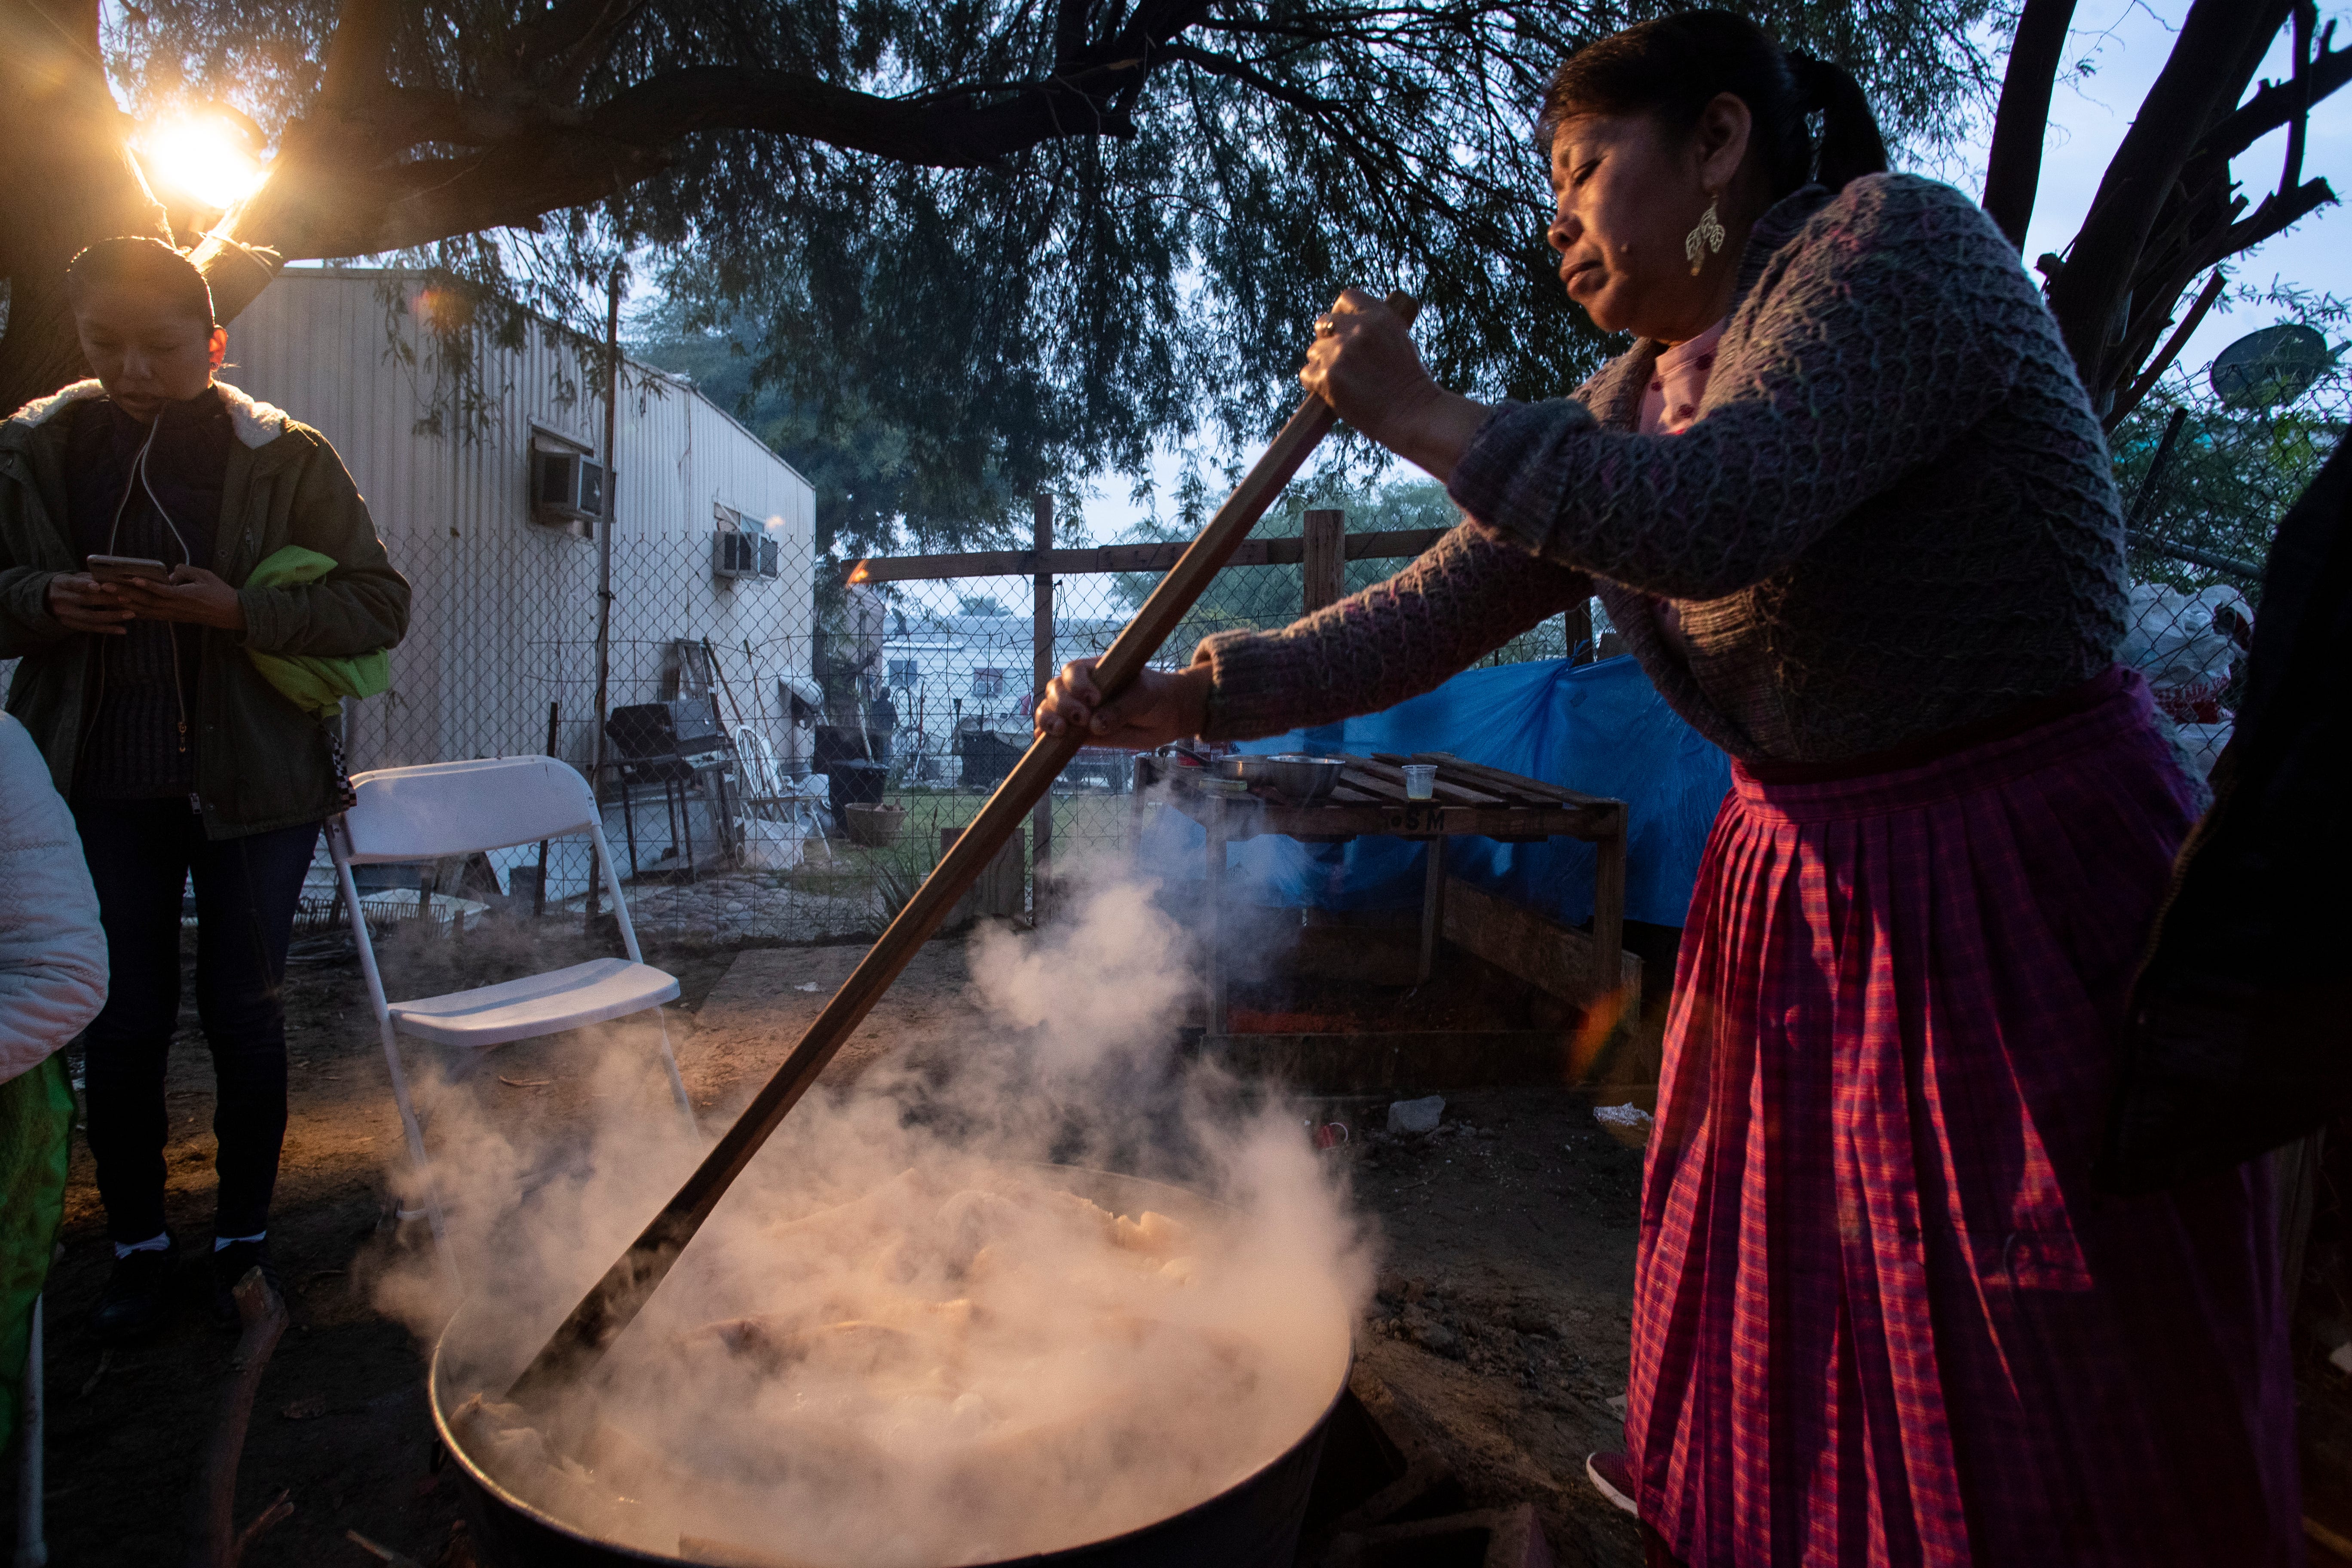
[1076,1,2352,545]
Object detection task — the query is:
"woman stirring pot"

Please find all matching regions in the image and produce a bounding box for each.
[1038,12,2295,1565]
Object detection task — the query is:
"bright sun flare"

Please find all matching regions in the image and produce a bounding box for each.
[138,113,266,211]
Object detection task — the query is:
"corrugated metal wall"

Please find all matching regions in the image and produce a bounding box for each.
[226,268,816,777]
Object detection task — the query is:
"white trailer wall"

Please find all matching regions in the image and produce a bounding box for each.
[225,268,815,778]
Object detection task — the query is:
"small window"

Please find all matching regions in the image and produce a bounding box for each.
[971,668,1005,699]
[888,658,919,689]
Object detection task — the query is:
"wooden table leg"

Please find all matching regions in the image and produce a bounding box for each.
[706,763,738,868]
[1418,836,1447,984]
[1593,805,1626,1003]
[1204,798,1228,1036]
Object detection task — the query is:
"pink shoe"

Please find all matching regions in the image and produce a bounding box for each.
[1586,1450,1638,1517]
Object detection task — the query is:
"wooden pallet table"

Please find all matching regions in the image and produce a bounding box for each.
[1143,751,1630,1041]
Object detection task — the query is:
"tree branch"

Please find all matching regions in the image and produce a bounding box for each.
[584,63,1144,162]
[1156,40,1344,118]
[2045,0,2291,396]
[227,56,1166,265]
[350,83,570,147]
[184,0,1239,299]
[2196,20,2349,163]
[1981,0,2078,250]
[184,1270,289,1568]
[2282,2,2316,191]
[514,0,652,103]
[2196,175,2337,272]
[1054,0,1094,74]
[510,0,625,70]
[2107,266,2225,431]
[355,133,672,253]
[317,0,402,113]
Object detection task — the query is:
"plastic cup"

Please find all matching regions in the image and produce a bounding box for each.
[1403,764,1437,801]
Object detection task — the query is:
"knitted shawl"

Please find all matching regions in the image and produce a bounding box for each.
[1198,174,2128,763]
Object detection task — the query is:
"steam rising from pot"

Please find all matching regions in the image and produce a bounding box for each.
[378,867,1372,1566]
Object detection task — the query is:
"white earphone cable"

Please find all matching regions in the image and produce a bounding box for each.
[95,410,199,769]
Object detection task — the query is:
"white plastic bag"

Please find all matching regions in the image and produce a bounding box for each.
[2171,721,2235,780]
[2118,582,2252,721]
[739,815,805,871]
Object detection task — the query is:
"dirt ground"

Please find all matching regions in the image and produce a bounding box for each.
[7,914,2347,1567]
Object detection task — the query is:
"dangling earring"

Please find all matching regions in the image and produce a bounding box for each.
[1685,193,1726,277]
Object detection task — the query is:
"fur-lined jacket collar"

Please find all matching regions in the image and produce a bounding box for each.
[5,379,293,450]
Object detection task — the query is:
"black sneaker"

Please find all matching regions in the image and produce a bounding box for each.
[211,1239,283,1326]
[92,1243,178,1341]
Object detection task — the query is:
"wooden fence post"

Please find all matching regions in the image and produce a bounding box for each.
[1031,492,1054,922]
[1567,599,1594,665]
[1303,508,1345,614]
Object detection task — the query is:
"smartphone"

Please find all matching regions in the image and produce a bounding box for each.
[87,554,171,584]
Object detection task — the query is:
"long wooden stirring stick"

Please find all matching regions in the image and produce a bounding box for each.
[506,291,1419,1406]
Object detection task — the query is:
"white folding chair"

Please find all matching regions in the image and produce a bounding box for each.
[327,756,696,1277]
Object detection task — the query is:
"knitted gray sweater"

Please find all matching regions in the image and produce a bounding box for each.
[1197,174,2129,763]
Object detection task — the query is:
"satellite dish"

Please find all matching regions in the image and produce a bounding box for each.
[2209,323,2337,409]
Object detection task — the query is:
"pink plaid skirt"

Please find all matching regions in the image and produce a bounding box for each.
[1626,668,2300,1566]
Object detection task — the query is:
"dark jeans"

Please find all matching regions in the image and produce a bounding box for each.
[73,799,318,1246]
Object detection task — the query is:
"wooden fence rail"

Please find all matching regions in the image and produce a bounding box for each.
[845,527,1452,585]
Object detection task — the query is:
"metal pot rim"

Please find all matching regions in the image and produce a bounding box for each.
[428,1164,1355,1568]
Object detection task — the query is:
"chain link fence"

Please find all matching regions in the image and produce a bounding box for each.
[330,356,2340,952]
[575,501,1594,948]
[2109,337,2348,778]
[304,449,1601,952]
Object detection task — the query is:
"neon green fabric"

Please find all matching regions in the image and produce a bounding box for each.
[0,1053,73,1449]
[243,545,392,716]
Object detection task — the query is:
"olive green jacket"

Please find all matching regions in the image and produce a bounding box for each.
[0,380,410,838]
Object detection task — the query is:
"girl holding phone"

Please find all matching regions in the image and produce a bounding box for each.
[0,237,409,1338]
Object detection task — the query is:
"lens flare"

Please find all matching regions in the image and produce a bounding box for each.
[138,112,266,211]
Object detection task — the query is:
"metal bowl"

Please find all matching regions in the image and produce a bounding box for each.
[429,1166,1352,1568]
[1212,753,1345,802]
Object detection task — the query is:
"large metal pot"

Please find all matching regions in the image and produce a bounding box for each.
[430,1167,1352,1568]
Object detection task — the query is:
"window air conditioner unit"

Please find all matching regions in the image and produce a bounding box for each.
[530,448,605,526]
[713,529,781,581]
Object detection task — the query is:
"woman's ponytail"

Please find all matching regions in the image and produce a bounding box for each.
[1786,52,1889,192]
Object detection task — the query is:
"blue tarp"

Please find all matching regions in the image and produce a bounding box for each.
[1138,655,1731,929]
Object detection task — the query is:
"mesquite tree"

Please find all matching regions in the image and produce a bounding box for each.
[0,0,1982,508]
[0,0,2340,541]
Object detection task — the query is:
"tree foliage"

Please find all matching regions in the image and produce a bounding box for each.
[2108,281,2351,600]
[25,0,2000,547]
[632,299,1058,560]
[22,0,2348,573]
